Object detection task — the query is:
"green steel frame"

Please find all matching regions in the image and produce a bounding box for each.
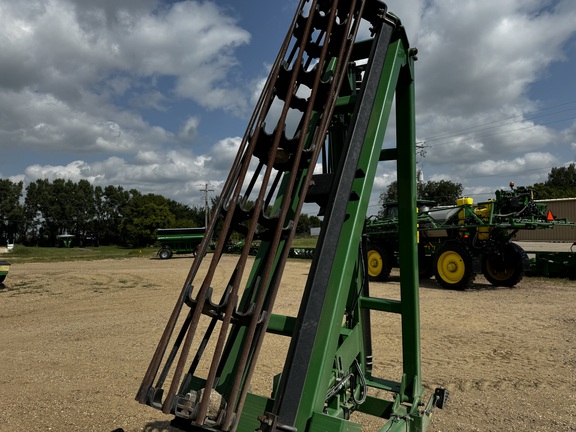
[136,2,446,432]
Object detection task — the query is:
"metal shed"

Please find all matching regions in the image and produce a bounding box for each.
[514,197,576,241]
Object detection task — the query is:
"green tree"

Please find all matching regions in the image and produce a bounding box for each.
[380,178,463,215]
[165,198,204,228]
[0,179,24,244]
[94,185,131,245]
[24,179,57,245]
[296,214,311,236]
[532,163,576,199]
[119,192,176,247]
[295,214,322,235]
[419,179,463,205]
[69,179,96,242]
[24,179,98,246]
[309,215,322,228]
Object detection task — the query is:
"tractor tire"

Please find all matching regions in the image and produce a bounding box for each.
[0,275,5,283]
[482,243,528,287]
[418,253,434,279]
[367,244,392,282]
[434,241,475,290]
[158,248,172,260]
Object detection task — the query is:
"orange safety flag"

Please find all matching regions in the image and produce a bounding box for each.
[546,210,554,221]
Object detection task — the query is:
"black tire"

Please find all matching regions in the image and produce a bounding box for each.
[482,243,528,287]
[158,248,172,260]
[366,244,392,282]
[434,241,475,290]
[419,253,434,279]
[0,275,5,283]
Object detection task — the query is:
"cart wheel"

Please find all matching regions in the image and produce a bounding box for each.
[482,243,528,287]
[158,248,172,260]
[366,244,392,282]
[434,241,475,290]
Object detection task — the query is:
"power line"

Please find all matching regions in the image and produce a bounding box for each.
[423,98,576,143]
[425,109,576,145]
[425,115,576,149]
[459,165,556,180]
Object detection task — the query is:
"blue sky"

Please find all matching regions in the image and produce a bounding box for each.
[1,0,575,216]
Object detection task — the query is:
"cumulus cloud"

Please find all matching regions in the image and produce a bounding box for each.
[0,0,251,156]
[380,0,576,196]
[2,0,576,212]
[455,152,560,194]
[179,117,200,142]
[414,0,576,114]
[19,136,243,206]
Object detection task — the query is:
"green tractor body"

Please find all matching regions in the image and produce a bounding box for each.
[366,186,570,289]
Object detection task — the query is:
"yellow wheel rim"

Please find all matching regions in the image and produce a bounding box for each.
[437,250,465,284]
[485,260,511,281]
[367,249,383,278]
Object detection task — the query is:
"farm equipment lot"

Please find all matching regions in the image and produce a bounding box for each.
[0,254,574,431]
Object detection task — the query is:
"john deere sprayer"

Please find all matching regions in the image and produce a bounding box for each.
[366,183,572,289]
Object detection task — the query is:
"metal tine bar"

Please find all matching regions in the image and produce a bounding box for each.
[192,0,301,297]
[263,170,284,217]
[223,0,355,427]
[240,161,264,209]
[303,27,327,71]
[158,3,304,412]
[136,11,292,404]
[250,1,365,422]
[212,274,261,387]
[183,276,236,381]
[195,0,322,425]
[155,309,193,390]
[224,2,365,429]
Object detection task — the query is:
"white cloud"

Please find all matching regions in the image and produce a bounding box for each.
[378,0,576,196]
[0,0,251,157]
[18,136,243,206]
[2,0,576,213]
[179,117,200,142]
[414,0,576,114]
[462,152,559,184]
[0,89,171,153]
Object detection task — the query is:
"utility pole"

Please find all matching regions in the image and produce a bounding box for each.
[199,183,214,228]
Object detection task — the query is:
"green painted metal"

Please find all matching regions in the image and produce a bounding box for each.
[0,260,10,283]
[527,248,576,279]
[260,15,441,432]
[136,3,446,432]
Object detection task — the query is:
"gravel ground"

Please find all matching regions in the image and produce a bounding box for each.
[0,254,574,432]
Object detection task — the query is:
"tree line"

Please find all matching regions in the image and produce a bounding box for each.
[2,165,572,248]
[0,178,207,247]
[0,178,322,248]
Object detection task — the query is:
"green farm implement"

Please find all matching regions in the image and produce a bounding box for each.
[134,2,447,432]
[527,243,576,279]
[157,228,205,259]
[366,185,575,289]
[0,260,10,283]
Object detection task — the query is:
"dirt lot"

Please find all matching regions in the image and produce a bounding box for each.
[0,253,574,432]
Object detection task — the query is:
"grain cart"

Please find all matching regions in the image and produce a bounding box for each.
[366,184,574,289]
[157,228,206,259]
[132,2,447,432]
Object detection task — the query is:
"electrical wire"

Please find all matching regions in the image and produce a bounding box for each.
[423,99,576,144]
